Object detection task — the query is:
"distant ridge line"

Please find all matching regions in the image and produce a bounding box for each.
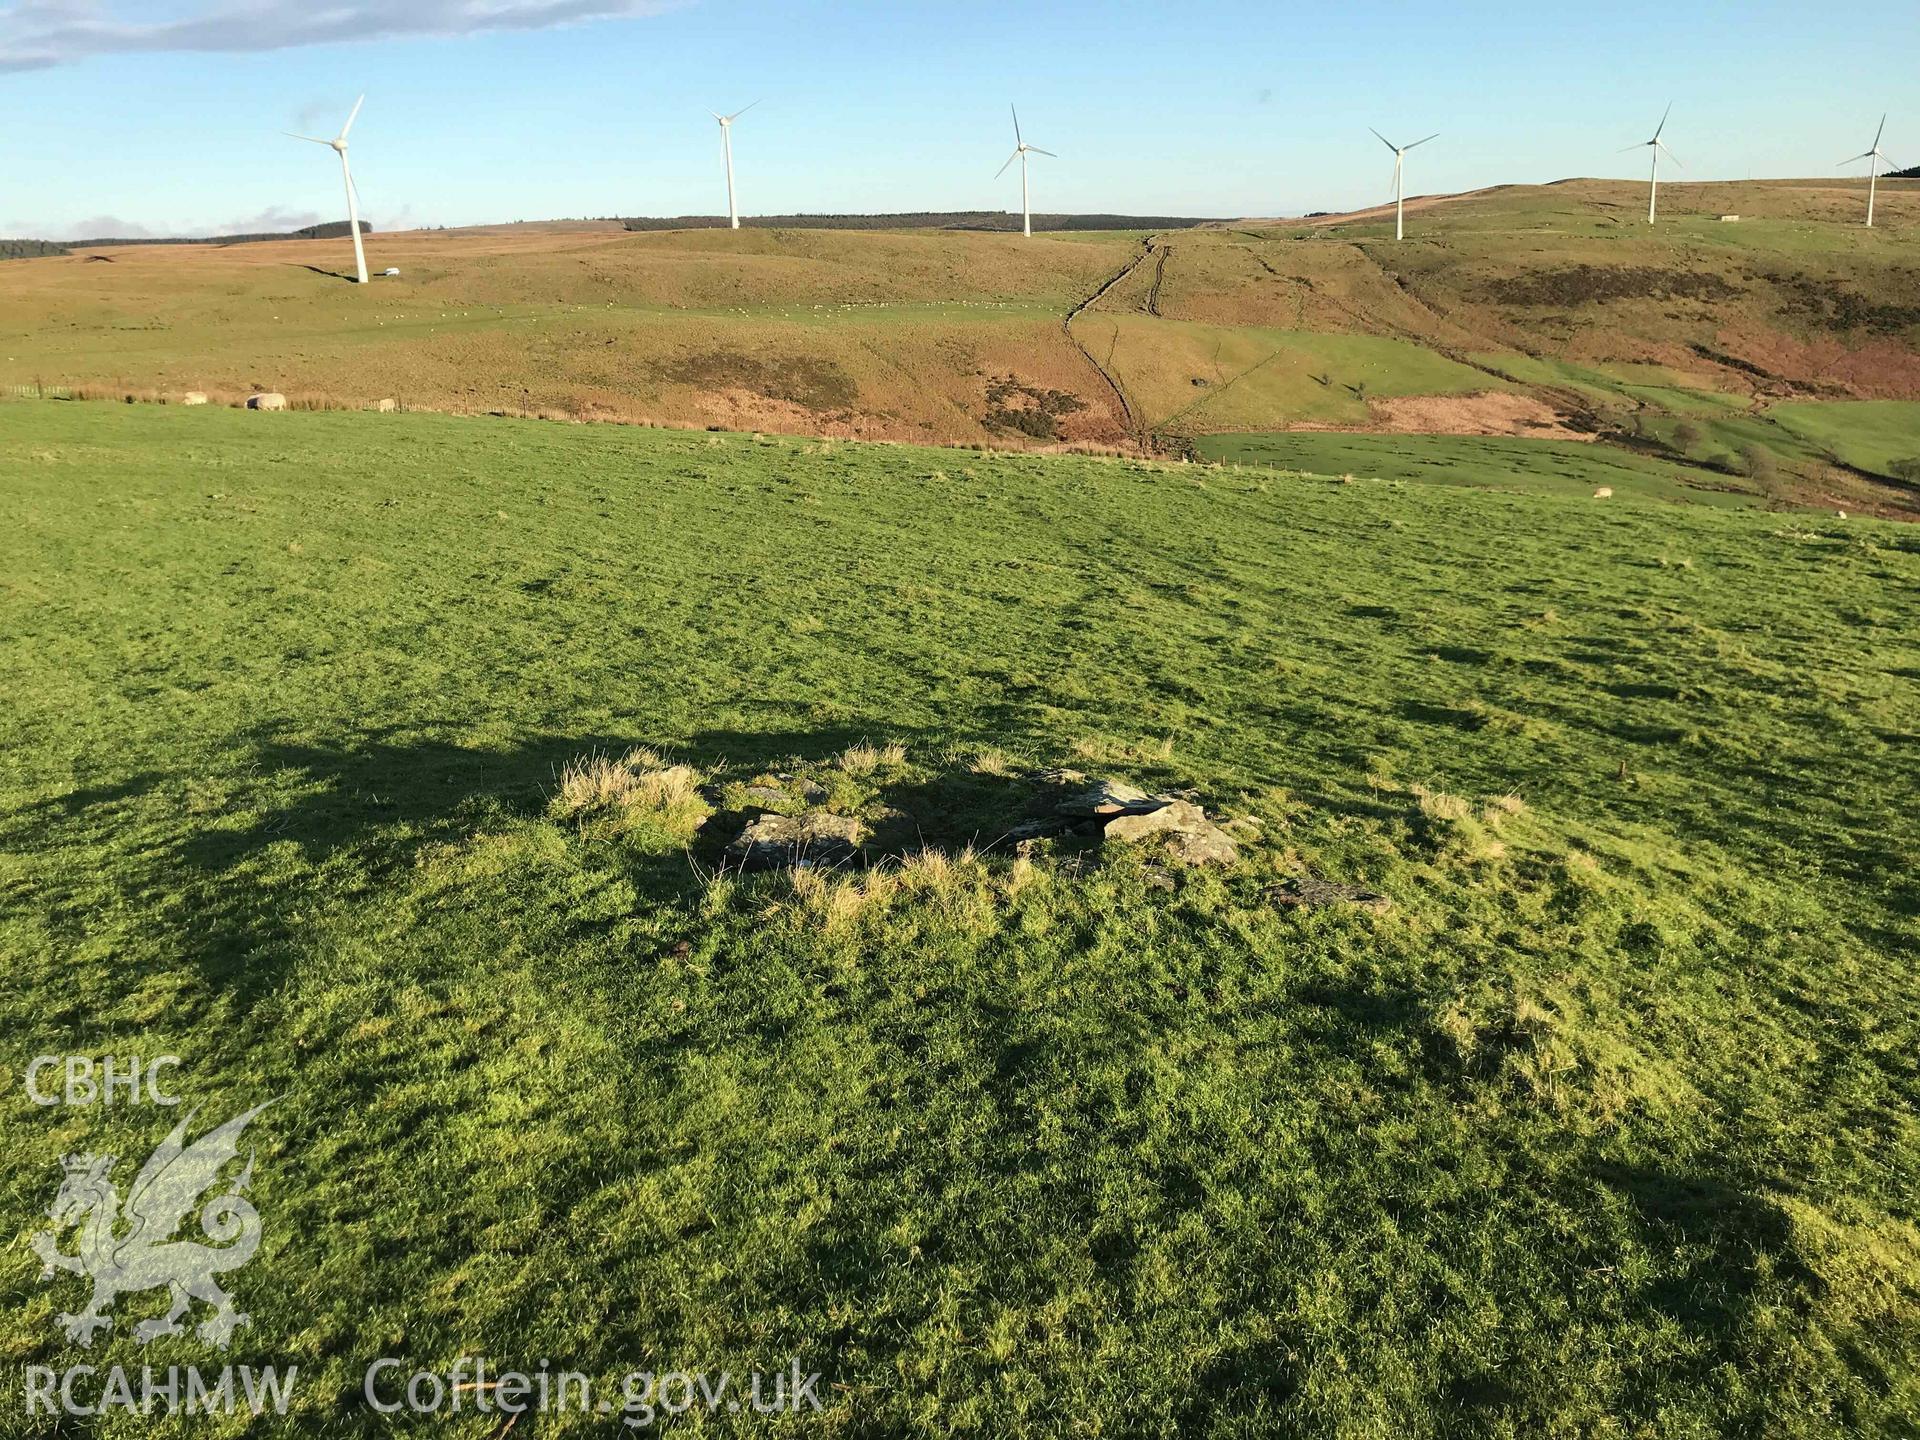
[617,211,1220,233]
[2,220,372,255]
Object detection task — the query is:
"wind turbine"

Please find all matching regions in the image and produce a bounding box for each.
[286,95,369,284]
[1622,103,1681,224]
[712,102,759,230]
[1369,128,1437,241]
[1840,115,1900,228]
[996,106,1056,238]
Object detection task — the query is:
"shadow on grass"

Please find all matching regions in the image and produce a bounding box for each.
[7,723,919,1005]
[1280,978,1828,1422]
[291,264,361,283]
[170,724,925,986]
[1598,1162,1824,1420]
[57,718,1166,1000]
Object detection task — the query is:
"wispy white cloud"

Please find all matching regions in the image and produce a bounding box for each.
[0,0,674,71]
[8,207,350,240]
[192,205,325,237]
[35,212,157,239]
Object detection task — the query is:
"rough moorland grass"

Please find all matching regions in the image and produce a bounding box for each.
[10,182,1915,462]
[2,401,1918,1437]
[0,227,1132,446]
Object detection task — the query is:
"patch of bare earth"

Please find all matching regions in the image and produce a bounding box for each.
[1291,390,1589,439]
[692,389,894,439]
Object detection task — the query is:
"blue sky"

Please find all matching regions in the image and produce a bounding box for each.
[2,0,1913,238]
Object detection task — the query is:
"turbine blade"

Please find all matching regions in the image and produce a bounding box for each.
[1653,100,1672,141]
[1657,142,1682,168]
[1368,127,1399,153]
[1012,104,1022,144]
[1873,113,1886,148]
[1027,146,1057,158]
[726,99,761,122]
[1618,141,1649,153]
[339,93,364,142]
[995,149,1021,179]
[1840,150,1875,165]
[1407,133,1439,150]
[284,132,332,145]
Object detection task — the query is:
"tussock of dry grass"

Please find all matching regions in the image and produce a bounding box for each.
[550,747,709,840]
[772,840,1022,934]
[1408,782,1521,863]
[1411,784,1472,822]
[838,740,907,776]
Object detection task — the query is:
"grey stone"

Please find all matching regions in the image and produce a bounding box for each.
[1099,801,1184,842]
[727,811,867,871]
[1162,824,1239,866]
[1058,777,1157,817]
[1102,799,1239,866]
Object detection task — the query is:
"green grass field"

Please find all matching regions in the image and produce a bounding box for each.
[1189,432,1760,506]
[1467,355,1753,417]
[5,400,1920,1435]
[1770,401,1920,478]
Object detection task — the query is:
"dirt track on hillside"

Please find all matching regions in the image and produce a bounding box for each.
[1064,236,1159,443]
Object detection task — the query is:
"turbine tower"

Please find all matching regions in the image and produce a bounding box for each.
[712,102,759,230]
[1622,104,1681,224]
[1841,115,1900,228]
[1369,128,1437,241]
[996,106,1056,238]
[286,95,369,284]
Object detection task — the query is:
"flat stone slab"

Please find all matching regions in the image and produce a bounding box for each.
[727,811,868,871]
[1159,822,1239,867]
[1102,800,1239,865]
[1048,788,1236,866]
[1057,778,1157,817]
